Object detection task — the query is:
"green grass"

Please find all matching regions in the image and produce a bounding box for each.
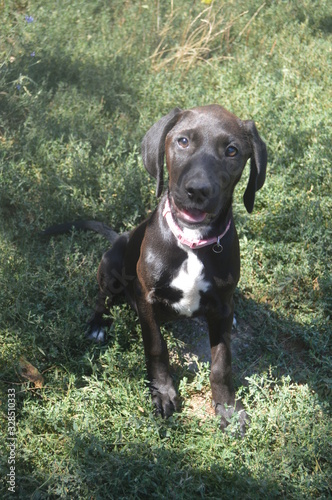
[0,0,331,498]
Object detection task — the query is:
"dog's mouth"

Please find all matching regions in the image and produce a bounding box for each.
[177,207,207,224]
[171,199,208,225]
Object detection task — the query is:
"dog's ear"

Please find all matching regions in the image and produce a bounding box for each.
[243,120,267,213]
[141,108,182,197]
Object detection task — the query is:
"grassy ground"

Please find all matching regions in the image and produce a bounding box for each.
[0,0,331,498]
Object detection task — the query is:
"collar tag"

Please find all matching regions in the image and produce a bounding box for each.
[212,237,223,254]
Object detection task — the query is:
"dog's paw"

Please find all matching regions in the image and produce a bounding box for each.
[214,400,249,437]
[151,383,179,418]
[87,327,105,343]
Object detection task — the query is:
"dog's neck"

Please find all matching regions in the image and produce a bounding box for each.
[162,196,232,252]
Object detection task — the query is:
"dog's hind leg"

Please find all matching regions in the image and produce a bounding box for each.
[88,233,130,342]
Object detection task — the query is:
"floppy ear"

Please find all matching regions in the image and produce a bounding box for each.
[243,120,267,213]
[141,108,182,197]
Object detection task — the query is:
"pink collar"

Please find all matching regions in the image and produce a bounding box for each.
[162,197,231,253]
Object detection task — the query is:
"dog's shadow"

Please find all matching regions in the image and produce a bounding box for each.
[164,293,315,394]
[168,315,252,374]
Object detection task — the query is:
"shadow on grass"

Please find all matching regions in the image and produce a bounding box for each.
[2,46,142,137]
[169,293,330,407]
[0,46,147,234]
[0,232,330,498]
[8,434,284,499]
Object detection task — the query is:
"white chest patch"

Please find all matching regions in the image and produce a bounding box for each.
[170,250,210,317]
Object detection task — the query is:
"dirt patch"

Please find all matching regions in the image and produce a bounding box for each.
[183,392,215,420]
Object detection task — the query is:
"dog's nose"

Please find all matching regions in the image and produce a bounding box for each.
[185,180,211,204]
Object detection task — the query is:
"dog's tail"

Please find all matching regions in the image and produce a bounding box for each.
[41,220,119,244]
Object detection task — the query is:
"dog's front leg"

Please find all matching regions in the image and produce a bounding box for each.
[135,285,178,417]
[207,308,247,435]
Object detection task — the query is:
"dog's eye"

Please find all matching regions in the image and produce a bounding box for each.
[226,146,238,157]
[177,137,189,148]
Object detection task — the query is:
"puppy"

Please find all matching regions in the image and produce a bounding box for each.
[43,105,267,433]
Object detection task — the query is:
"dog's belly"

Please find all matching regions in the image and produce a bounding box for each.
[169,251,210,317]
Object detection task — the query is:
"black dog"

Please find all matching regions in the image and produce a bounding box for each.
[43,105,267,433]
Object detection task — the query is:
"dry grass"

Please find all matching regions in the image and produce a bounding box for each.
[149,3,268,71]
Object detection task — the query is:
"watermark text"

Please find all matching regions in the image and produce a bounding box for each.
[7,388,16,493]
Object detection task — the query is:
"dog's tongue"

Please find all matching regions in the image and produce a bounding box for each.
[179,208,207,224]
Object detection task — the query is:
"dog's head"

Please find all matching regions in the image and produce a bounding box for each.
[141,105,267,226]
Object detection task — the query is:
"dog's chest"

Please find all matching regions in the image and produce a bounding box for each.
[168,250,210,317]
